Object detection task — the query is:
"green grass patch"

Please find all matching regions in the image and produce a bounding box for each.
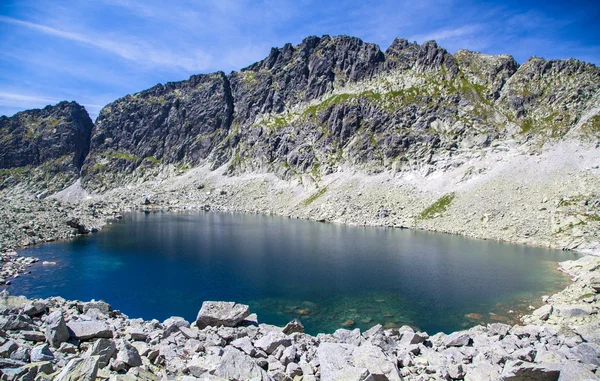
[143,156,162,165]
[302,186,328,206]
[418,192,456,220]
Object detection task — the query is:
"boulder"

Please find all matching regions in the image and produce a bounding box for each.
[195,301,250,329]
[352,343,401,381]
[54,356,99,381]
[231,337,256,356]
[116,339,143,368]
[67,321,113,340]
[0,340,19,358]
[85,338,116,368]
[568,343,600,366]
[254,331,292,354]
[163,316,190,337]
[213,347,268,380]
[554,304,593,318]
[45,310,70,348]
[464,362,502,381]
[282,319,304,335]
[532,305,553,321]
[30,343,54,362]
[83,300,112,315]
[444,332,472,347]
[501,360,559,381]
[22,301,47,316]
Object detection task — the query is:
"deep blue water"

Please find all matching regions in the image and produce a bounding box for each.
[6,211,578,335]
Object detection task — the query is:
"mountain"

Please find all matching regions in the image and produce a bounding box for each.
[80,35,600,191]
[0,101,93,196]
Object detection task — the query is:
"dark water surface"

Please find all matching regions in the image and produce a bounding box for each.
[8,212,578,335]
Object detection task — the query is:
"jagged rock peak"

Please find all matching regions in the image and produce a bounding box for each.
[0,101,94,195]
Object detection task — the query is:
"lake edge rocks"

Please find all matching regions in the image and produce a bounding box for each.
[0,255,597,380]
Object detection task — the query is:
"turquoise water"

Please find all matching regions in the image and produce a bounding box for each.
[7,211,577,335]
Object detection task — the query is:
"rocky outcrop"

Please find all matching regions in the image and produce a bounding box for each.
[0,255,598,380]
[78,35,599,192]
[0,101,93,195]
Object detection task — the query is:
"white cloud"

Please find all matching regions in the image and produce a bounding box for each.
[0,16,212,72]
[409,24,482,43]
[0,91,61,109]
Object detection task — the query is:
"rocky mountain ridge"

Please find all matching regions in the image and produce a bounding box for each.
[80,35,600,191]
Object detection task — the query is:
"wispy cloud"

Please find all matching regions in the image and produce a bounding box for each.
[409,24,482,44]
[0,15,212,72]
[0,91,60,109]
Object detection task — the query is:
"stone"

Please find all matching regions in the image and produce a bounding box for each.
[126,327,147,341]
[0,340,18,358]
[532,304,553,321]
[444,332,471,347]
[21,330,46,342]
[83,300,112,315]
[352,343,401,381]
[399,331,428,345]
[85,338,117,368]
[30,343,54,362]
[255,331,292,354]
[115,339,142,368]
[282,319,304,335]
[569,343,600,366]
[54,356,100,381]
[231,337,256,356]
[213,347,268,380]
[10,346,30,362]
[67,320,113,340]
[195,302,250,329]
[286,362,302,378]
[464,362,502,381]
[554,304,593,318]
[163,316,190,337]
[22,301,47,316]
[45,310,70,348]
[501,360,559,381]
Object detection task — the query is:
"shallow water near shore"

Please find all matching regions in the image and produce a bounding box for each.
[8,211,578,335]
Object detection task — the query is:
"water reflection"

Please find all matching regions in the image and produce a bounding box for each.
[7,211,578,335]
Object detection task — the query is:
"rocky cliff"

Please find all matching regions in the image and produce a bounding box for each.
[81,35,600,190]
[0,101,93,196]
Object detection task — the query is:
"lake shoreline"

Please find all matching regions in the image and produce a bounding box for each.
[0,254,598,380]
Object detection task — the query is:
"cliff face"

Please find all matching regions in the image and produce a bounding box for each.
[0,101,93,195]
[81,35,600,191]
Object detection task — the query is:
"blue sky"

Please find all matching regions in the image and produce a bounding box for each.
[1,0,598,120]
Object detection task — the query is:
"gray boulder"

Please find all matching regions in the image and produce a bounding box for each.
[213,347,268,380]
[195,301,250,329]
[30,343,54,362]
[501,360,559,381]
[444,332,472,347]
[85,338,116,368]
[569,343,600,366]
[163,316,190,337]
[54,356,99,381]
[533,305,553,321]
[45,310,70,348]
[115,339,142,368]
[352,343,401,381]
[254,331,292,354]
[282,319,304,335]
[67,321,113,340]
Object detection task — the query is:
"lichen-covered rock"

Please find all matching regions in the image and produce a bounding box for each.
[54,356,99,381]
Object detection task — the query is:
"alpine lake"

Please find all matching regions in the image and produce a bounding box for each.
[7,211,579,335]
